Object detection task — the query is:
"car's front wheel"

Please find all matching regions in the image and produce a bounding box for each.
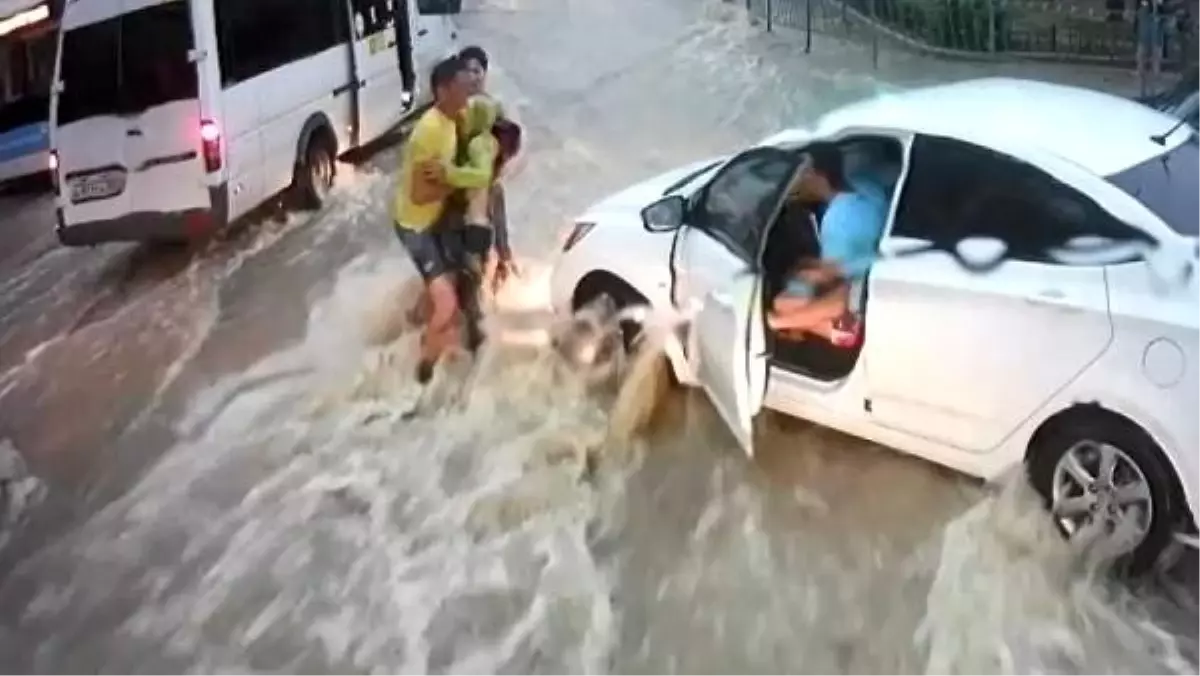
[1027,412,1182,575]
[571,273,649,353]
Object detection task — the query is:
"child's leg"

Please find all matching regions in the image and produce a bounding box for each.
[461,187,494,352]
[464,187,492,274]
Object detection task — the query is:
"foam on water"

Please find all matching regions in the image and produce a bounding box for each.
[4,133,1196,676]
[9,245,1191,673]
[609,450,1195,674]
[6,249,662,673]
[0,439,46,552]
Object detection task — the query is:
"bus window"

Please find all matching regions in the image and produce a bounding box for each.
[351,0,395,38]
[215,0,342,86]
[57,17,120,125]
[121,1,197,112]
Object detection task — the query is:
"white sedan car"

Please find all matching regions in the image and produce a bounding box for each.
[550,77,1198,572]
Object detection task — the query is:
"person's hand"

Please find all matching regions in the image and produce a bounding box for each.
[418,160,445,184]
[492,254,519,293]
[412,161,451,205]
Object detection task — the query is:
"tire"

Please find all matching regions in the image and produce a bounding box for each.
[573,277,646,353]
[291,134,336,211]
[1026,413,1181,575]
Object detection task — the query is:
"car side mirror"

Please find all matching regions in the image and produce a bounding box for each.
[1145,240,1197,288]
[641,195,686,233]
[953,236,1008,272]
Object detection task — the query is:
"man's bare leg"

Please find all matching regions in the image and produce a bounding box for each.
[768,286,848,340]
[419,274,461,381]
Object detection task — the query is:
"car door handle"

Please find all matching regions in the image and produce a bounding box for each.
[417,28,428,36]
[126,128,143,137]
[1025,289,1082,312]
[1025,289,1067,305]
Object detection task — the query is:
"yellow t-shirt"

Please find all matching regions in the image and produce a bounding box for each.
[392,107,459,232]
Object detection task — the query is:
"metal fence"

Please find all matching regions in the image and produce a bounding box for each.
[743,0,1197,70]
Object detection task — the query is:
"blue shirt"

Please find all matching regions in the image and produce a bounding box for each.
[847,169,894,202]
[821,189,888,280]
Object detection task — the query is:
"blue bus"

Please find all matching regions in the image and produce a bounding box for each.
[0,93,49,185]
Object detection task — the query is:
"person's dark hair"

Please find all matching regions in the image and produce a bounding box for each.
[459,45,489,71]
[805,142,846,191]
[430,56,465,96]
[492,117,522,174]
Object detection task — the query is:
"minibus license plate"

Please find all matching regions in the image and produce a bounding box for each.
[69,171,126,204]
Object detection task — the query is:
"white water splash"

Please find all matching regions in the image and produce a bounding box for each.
[0,439,46,551]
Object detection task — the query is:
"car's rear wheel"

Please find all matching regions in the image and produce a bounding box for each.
[1027,411,1181,575]
[291,134,336,211]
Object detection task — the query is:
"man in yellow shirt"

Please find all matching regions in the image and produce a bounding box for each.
[392,56,491,384]
[402,92,524,358]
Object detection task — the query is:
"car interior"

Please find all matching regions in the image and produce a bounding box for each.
[760,135,905,382]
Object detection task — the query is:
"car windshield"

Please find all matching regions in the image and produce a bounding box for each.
[664,159,722,195]
[1143,67,1198,107]
[1105,136,1198,237]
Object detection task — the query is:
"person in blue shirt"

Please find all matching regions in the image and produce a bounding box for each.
[768,142,888,343]
[1135,0,1168,96]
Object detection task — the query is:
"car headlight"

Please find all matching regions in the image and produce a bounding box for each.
[562,221,597,252]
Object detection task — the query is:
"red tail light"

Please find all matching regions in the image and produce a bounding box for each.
[48,150,59,191]
[199,119,221,173]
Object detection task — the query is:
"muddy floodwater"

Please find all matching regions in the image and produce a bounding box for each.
[0,0,1195,673]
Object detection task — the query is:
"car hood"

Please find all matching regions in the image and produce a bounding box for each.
[584,157,724,216]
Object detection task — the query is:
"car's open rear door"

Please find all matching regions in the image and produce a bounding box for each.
[692,268,769,456]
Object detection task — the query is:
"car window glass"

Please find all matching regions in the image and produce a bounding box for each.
[121,1,197,112]
[57,17,121,125]
[894,135,1149,265]
[0,94,48,133]
[215,0,343,86]
[697,149,797,259]
[1106,137,1198,237]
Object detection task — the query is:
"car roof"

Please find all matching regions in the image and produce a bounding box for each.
[793,78,1181,177]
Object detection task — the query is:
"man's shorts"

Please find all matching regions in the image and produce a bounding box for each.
[1137,15,1166,49]
[394,224,458,282]
[394,221,493,282]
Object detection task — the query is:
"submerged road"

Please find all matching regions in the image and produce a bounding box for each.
[0,0,1194,672]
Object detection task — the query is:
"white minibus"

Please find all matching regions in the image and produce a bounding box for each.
[50,0,461,245]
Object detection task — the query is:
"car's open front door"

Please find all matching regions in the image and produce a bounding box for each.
[693,268,769,456]
[676,143,803,457]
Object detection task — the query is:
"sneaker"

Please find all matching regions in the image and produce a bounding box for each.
[465,321,486,354]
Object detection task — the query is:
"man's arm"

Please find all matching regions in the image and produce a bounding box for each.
[408,123,453,205]
[448,135,498,189]
[421,136,496,191]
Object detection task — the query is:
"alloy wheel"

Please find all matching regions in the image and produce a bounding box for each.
[1050,440,1154,556]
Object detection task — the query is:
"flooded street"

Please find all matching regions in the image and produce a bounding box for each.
[0,0,1196,672]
